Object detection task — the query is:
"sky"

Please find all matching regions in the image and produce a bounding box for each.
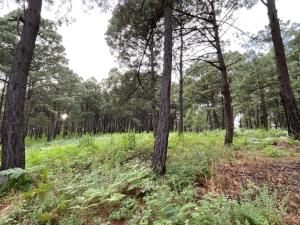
[1,0,300,81]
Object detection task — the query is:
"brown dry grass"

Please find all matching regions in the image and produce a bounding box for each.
[196,146,300,225]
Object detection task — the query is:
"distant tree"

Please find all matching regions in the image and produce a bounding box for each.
[208,0,234,144]
[184,62,223,131]
[106,0,163,135]
[0,11,19,120]
[173,0,257,144]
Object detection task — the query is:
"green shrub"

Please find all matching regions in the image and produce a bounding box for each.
[262,146,294,158]
[167,148,210,190]
[120,132,136,151]
[78,135,96,150]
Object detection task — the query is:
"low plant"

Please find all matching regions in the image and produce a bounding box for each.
[78,135,97,150]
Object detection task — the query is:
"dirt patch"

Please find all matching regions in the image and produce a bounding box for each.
[276,141,294,149]
[0,202,12,218]
[197,152,300,225]
[110,220,126,225]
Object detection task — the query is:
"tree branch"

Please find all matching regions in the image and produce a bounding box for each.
[173,8,211,23]
[260,0,268,7]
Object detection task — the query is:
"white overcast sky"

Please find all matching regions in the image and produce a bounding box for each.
[1,0,300,81]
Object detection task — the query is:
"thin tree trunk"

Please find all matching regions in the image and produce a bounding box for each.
[0,80,7,143]
[211,95,220,129]
[1,0,42,170]
[178,23,184,135]
[211,2,234,144]
[47,113,56,142]
[149,35,158,137]
[207,108,213,130]
[24,80,34,137]
[256,70,268,130]
[221,96,225,129]
[265,0,300,138]
[0,78,7,116]
[153,0,172,176]
[213,109,220,129]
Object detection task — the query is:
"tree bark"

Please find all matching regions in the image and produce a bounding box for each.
[1,0,42,170]
[265,0,300,138]
[152,0,172,176]
[211,1,234,144]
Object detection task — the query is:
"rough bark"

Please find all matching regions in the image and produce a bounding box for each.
[265,0,300,138]
[153,0,172,176]
[1,0,42,170]
[211,2,234,144]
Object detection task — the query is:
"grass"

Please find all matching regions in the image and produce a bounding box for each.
[0,129,298,225]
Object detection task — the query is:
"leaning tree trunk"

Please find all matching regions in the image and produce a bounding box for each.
[211,2,234,144]
[265,0,300,139]
[152,0,173,176]
[1,0,42,170]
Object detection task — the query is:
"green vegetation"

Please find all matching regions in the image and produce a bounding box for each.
[1,1,299,224]
[1,129,297,225]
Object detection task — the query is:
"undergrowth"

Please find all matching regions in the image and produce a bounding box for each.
[0,129,296,225]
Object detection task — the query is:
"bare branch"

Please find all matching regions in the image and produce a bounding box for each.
[188,57,221,70]
[173,8,211,23]
[260,0,268,7]
[226,58,242,67]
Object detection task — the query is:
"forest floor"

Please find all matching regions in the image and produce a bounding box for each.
[0,129,299,225]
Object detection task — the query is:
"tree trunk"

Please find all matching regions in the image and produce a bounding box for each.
[0,80,7,143]
[211,2,234,144]
[24,80,34,137]
[207,109,213,130]
[1,0,42,170]
[149,35,158,137]
[221,96,225,129]
[178,23,184,135]
[265,0,300,138]
[0,78,7,117]
[213,109,220,129]
[152,0,172,176]
[47,113,57,142]
[256,69,268,130]
[211,95,220,129]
